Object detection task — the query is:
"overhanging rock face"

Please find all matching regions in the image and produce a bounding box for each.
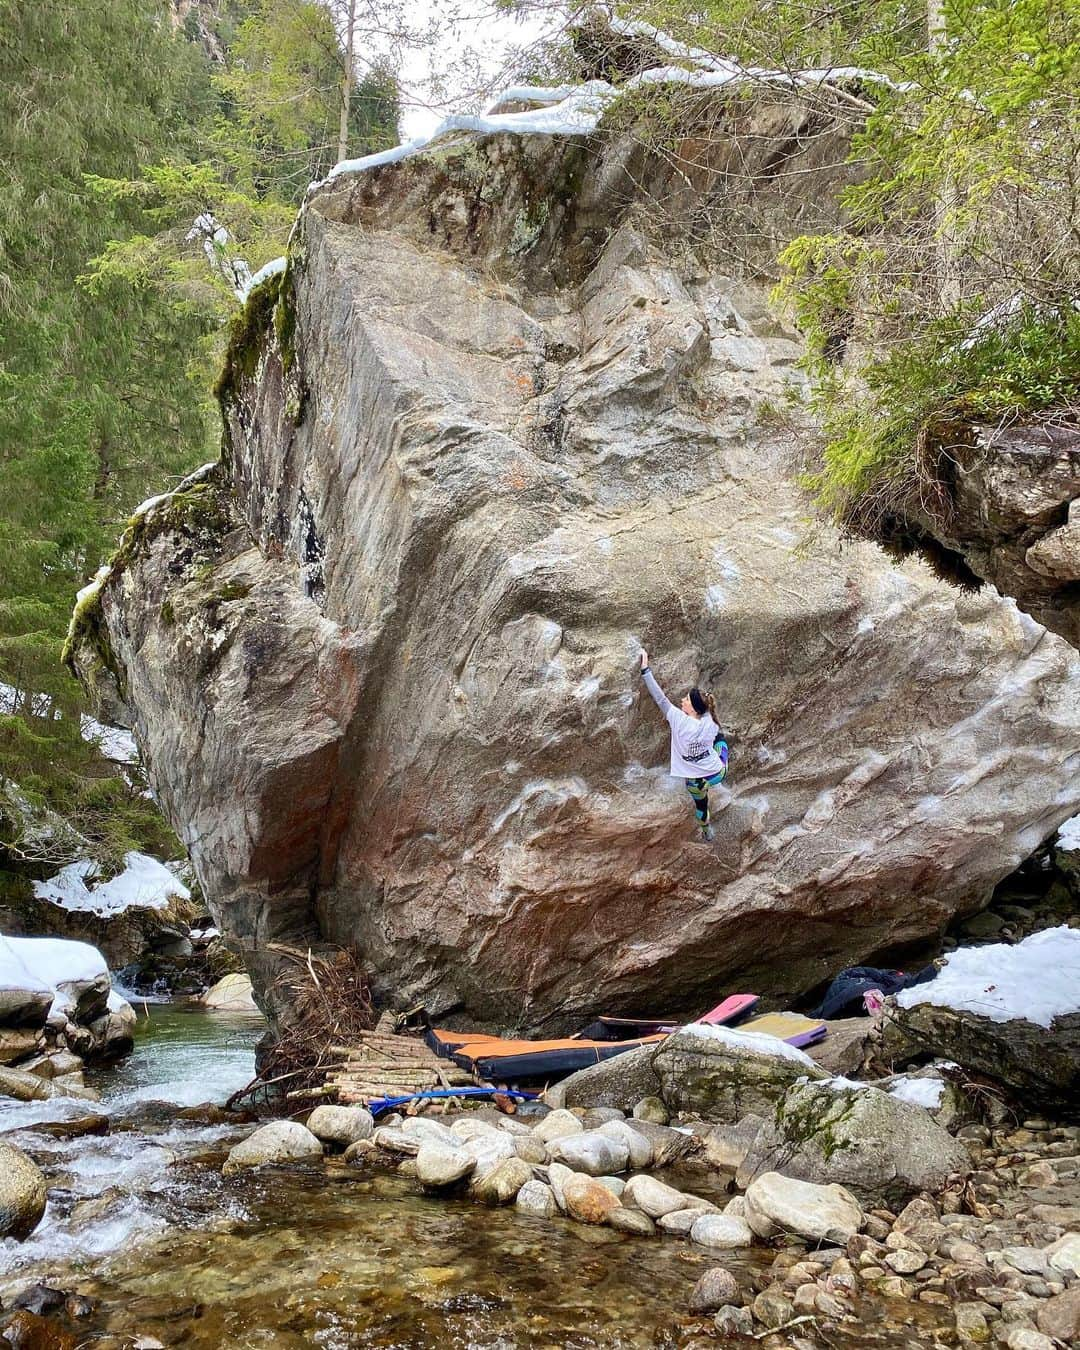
[70,96,1080,1033]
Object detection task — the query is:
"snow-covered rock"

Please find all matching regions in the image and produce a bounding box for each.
[653,1025,827,1121]
[884,928,1080,1118]
[32,851,190,918]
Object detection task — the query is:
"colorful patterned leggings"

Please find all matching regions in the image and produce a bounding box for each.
[685,770,727,826]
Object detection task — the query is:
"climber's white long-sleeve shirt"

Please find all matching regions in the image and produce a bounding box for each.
[642,669,727,778]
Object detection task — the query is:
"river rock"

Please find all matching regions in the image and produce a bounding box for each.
[1045,1232,1080,1277]
[464,1129,518,1178]
[657,1208,708,1235]
[450,1118,500,1142]
[85,993,136,1061]
[738,1080,969,1206]
[399,1116,459,1148]
[690,1213,754,1250]
[622,1118,693,1167]
[551,1130,629,1176]
[597,1119,653,1169]
[222,1120,324,1174]
[0,1065,63,1102]
[583,1107,626,1127]
[563,1173,622,1225]
[0,1140,48,1239]
[752,1287,794,1330]
[68,74,1080,1040]
[515,1179,557,1218]
[546,1162,573,1211]
[513,1135,549,1165]
[608,1207,656,1236]
[654,1025,827,1121]
[632,1096,668,1124]
[416,1143,475,1189]
[533,1109,585,1144]
[714,1304,754,1336]
[200,972,259,1010]
[0,983,53,1029]
[703,1115,765,1170]
[744,1172,863,1244]
[306,1104,375,1148]
[623,1175,696,1220]
[1036,1286,1080,1343]
[0,1028,42,1064]
[470,1156,533,1205]
[689,1267,740,1313]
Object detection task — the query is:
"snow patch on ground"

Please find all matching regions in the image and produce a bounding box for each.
[888,1076,945,1109]
[680,1021,819,1067]
[897,926,1080,1027]
[32,852,190,918]
[1057,813,1080,851]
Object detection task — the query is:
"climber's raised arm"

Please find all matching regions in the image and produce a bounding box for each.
[639,650,674,720]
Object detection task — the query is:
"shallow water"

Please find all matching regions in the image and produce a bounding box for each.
[0,1006,951,1348]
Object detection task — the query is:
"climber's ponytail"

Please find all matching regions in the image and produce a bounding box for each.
[705,692,718,725]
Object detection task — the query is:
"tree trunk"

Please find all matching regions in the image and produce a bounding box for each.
[337,0,358,165]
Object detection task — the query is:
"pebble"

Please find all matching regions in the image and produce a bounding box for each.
[608,1207,656,1236]
[689,1213,753,1251]
[714,1304,754,1336]
[515,1180,557,1218]
[815,1289,847,1318]
[955,1303,991,1343]
[752,1287,793,1330]
[563,1173,621,1225]
[879,1275,916,1299]
[688,1266,739,1313]
[884,1248,926,1275]
[1004,1331,1055,1350]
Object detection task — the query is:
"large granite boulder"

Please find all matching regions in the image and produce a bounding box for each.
[67,61,1080,1034]
[653,1025,827,1121]
[879,926,1080,1119]
[548,1045,663,1112]
[737,1080,970,1207]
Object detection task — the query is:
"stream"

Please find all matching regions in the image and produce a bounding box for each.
[0,1006,949,1348]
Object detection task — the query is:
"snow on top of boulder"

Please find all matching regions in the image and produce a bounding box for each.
[888,1076,945,1110]
[680,1021,819,1067]
[0,934,107,992]
[1058,813,1080,851]
[896,926,1080,1028]
[319,35,911,192]
[241,254,286,300]
[32,851,190,917]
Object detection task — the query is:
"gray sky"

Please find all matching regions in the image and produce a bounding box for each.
[359,0,572,139]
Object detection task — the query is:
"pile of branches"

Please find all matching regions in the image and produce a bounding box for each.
[231,943,375,1108]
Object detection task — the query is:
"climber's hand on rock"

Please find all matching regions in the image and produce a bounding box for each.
[639,650,649,671]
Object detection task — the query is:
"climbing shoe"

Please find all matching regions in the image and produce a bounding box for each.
[700,825,715,842]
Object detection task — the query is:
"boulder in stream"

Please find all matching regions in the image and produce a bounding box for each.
[0,1138,48,1239]
[743,1171,863,1244]
[306,1104,374,1148]
[222,1120,324,1174]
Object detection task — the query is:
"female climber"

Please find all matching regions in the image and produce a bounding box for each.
[639,650,728,841]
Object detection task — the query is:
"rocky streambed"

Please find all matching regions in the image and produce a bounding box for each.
[3,998,1080,1349]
